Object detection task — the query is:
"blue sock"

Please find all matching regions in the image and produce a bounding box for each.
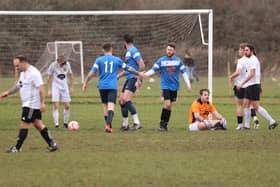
[127,101,136,115]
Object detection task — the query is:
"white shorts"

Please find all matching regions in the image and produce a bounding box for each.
[189,122,200,131]
[52,86,71,103]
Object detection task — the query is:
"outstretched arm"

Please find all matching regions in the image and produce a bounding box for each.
[182,72,192,92]
[82,71,95,92]
[0,84,20,99]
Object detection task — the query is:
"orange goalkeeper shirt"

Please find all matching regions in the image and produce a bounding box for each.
[188,98,216,124]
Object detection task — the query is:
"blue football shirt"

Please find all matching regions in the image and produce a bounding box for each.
[124,45,142,79]
[92,54,127,90]
[151,55,186,90]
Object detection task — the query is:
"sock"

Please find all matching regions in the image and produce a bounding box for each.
[132,114,140,125]
[160,108,171,127]
[257,106,275,125]
[106,110,114,127]
[53,109,59,125]
[237,116,243,127]
[40,128,53,146]
[244,108,251,128]
[127,101,137,115]
[104,116,108,123]
[15,128,28,150]
[121,104,128,118]
[63,109,70,124]
[122,117,129,127]
[251,109,256,118]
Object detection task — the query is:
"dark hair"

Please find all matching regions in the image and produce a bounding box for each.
[102,43,112,52]
[123,34,134,43]
[200,88,210,95]
[245,43,256,55]
[167,42,176,49]
[14,55,28,62]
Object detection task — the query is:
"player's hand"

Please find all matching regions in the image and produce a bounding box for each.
[187,86,192,92]
[82,83,87,92]
[138,71,147,78]
[236,85,241,90]
[40,102,46,112]
[0,91,9,98]
[135,80,142,89]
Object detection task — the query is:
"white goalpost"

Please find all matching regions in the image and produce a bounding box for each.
[0,9,213,100]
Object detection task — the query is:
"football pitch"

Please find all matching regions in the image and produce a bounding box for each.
[0,76,279,187]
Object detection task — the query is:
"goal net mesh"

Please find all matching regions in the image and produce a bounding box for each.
[0,13,209,87]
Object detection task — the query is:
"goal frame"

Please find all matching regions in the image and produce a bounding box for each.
[0,10,213,101]
[46,41,84,83]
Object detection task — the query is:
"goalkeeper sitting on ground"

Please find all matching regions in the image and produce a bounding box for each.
[188,88,227,131]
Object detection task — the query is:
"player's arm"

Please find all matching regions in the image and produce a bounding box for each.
[117,70,126,80]
[69,73,74,95]
[239,68,255,88]
[182,72,192,92]
[229,68,241,81]
[137,58,145,71]
[82,71,95,92]
[180,62,192,91]
[47,74,53,97]
[38,84,46,112]
[0,84,20,99]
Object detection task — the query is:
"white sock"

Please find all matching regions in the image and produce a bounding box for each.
[132,114,140,125]
[257,106,275,125]
[244,108,251,128]
[122,118,129,127]
[64,109,70,124]
[53,109,59,125]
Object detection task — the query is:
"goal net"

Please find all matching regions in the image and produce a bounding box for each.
[0,10,213,98]
[36,41,84,82]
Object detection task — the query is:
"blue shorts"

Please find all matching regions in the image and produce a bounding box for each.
[121,78,137,93]
[99,89,117,104]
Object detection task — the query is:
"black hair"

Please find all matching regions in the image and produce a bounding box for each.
[123,34,134,43]
[200,88,210,95]
[167,42,176,49]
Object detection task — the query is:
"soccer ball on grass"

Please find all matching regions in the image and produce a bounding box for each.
[68,121,79,131]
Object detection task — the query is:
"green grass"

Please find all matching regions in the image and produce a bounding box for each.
[0,76,279,187]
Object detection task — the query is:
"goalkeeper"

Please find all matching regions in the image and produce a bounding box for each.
[188,88,227,131]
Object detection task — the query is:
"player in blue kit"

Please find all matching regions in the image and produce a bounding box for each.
[141,42,192,131]
[82,43,141,133]
[118,34,145,131]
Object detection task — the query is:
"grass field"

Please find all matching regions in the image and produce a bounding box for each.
[0,76,279,187]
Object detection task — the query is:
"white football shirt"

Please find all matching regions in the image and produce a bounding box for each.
[235,56,248,87]
[18,65,43,109]
[244,55,261,87]
[47,61,73,90]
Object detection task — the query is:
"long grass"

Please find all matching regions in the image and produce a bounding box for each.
[0,76,279,187]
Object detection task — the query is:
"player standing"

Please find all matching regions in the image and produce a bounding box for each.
[82,43,141,133]
[141,42,192,131]
[238,44,278,130]
[1,55,57,152]
[47,55,74,128]
[229,43,259,130]
[188,89,226,131]
[118,34,145,131]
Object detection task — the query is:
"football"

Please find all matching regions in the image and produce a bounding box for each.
[68,121,79,131]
